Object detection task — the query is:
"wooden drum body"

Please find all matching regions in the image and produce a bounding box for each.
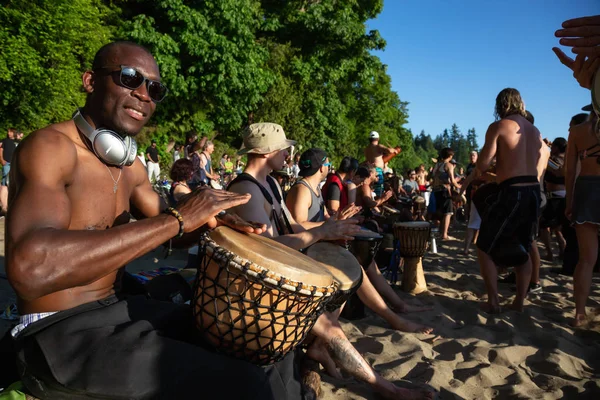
[193,227,336,365]
[306,242,363,312]
[346,229,384,268]
[392,222,431,294]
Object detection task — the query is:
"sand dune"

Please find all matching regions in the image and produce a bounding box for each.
[319,231,600,399]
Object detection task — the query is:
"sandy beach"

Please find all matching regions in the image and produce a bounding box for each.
[1,220,600,399]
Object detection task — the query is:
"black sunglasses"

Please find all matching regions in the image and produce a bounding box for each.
[94,65,168,103]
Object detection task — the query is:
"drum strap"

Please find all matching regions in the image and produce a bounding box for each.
[228,173,295,236]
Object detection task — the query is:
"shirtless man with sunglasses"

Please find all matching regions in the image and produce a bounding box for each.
[4,41,305,399]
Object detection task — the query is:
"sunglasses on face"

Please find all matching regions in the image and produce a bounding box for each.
[94,65,168,103]
[323,162,331,167]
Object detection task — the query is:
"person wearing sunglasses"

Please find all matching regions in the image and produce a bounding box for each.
[2,41,295,399]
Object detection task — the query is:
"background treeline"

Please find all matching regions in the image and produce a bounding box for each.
[0,0,479,173]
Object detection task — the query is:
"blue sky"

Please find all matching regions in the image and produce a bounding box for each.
[367,0,599,148]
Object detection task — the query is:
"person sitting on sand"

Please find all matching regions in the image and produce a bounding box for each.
[472,88,546,314]
[229,125,433,400]
[354,165,393,219]
[3,41,310,399]
[553,16,600,326]
[323,156,355,215]
[168,158,193,205]
[285,148,433,333]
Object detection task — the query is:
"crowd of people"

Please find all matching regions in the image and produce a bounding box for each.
[0,13,598,400]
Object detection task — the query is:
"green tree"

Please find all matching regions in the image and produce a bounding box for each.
[0,0,115,132]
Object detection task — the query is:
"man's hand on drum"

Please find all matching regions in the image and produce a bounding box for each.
[334,203,362,221]
[216,212,267,234]
[176,187,263,233]
[320,218,361,241]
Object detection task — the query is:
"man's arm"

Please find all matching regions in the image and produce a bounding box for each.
[285,184,324,230]
[0,143,5,166]
[146,152,152,161]
[7,131,253,301]
[476,122,500,175]
[6,131,183,300]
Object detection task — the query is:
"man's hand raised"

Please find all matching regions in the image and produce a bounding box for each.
[335,203,362,221]
[555,15,600,57]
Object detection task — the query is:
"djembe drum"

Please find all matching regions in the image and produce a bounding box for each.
[305,242,363,312]
[193,227,336,365]
[392,221,431,294]
[346,229,384,269]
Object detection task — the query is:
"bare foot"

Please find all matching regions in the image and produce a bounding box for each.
[307,338,343,379]
[393,303,433,313]
[462,249,470,255]
[570,313,587,327]
[377,385,434,400]
[480,302,502,314]
[389,316,433,334]
[508,303,524,312]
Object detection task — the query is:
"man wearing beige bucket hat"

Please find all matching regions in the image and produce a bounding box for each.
[229,123,433,400]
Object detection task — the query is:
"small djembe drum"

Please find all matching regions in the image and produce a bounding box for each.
[345,229,384,269]
[193,227,336,365]
[305,242,363,313]
[392,221,431,294]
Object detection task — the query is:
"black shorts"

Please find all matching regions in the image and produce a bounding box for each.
[475,177,541,266]
[433,190,453,215]
[539,196,566,229]
[14,295,303,400]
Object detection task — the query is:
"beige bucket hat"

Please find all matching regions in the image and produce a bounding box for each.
[238,123,296,155]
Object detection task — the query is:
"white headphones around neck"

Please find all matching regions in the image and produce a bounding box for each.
[73,109,138,167]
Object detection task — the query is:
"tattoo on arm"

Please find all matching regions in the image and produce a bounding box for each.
[326,336,373,382]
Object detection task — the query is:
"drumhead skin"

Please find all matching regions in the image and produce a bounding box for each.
[306,242,362,291]
[394,221,431,229]
[353,228,383,240]
[209,226,334,288]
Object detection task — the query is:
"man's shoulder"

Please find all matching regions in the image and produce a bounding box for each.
[22,122,77,154]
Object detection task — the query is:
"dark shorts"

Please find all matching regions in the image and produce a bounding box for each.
[539,196,566,229]
[15,295,303,400]
[475,177,541,266]
[433,190,453,215]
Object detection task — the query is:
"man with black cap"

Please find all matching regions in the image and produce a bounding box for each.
[285,148,334,226]
[229,127,433,400]
[145,139,161,181]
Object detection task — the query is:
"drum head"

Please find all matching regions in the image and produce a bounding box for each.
[353,228,383,241]
[394,221,431,229]
[208,227,333,288]
[305,243,362,291]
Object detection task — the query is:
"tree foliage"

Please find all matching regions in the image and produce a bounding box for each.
[1,0,480,175]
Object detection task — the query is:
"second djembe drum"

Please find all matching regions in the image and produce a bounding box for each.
[392,221,431,294]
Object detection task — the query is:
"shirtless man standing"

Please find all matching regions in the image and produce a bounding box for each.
[5,41,308,399]
[473,88,546,313]
[364,131,400,198]
[229,126,432,400]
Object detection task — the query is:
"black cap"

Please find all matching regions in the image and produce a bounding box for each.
[583,104,593,112]
[298,148,328,177]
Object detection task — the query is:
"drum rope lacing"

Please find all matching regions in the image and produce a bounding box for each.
[192,235,336,365]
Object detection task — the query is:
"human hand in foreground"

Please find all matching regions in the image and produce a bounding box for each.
[552,50,600,89]
[215,211,266,234]
[320,218,361,241]
[555,15,600,57]
[176,187,254,232]
[335,203,362,221]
